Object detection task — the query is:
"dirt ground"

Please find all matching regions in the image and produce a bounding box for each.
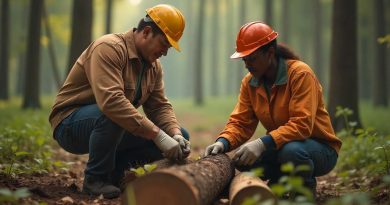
[1,122,388,204]
[0,146,346,205]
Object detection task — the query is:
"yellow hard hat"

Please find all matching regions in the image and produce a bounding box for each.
[146,4,185,51]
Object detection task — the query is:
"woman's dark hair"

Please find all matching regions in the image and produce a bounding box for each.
[136,15,165,36]
[259,39,300,60]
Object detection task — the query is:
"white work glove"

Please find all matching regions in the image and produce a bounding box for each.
[153,129,183,160]
[204,141,225,157]
[173,134,191,158]
[233,139,266,166]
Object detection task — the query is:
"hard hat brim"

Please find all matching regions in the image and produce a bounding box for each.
[166,34,181,52]
[230,46,258,59]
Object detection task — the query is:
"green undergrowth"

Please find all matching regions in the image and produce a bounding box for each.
[0,97,66,177]
[0,97,390,204]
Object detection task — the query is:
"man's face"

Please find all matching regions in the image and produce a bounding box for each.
[140,27,171,63]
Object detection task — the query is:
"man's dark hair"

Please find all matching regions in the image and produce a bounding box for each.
[136,15,165,36]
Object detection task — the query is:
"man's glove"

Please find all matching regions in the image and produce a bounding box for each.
[153,129,183,160]
[173,134,191,158]
[233,139,266,166]
[204,141,225,157]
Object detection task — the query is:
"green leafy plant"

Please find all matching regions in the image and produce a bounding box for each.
[335,107,390,190]
[378,34,390,48]
[130,163,157,177]
[374,140,390,175]
[0,187,30,205]
[335,106,357,137]
[0,102,68,177]
[325,192,371,205]
[242,195,275,205]
[270,163,314,203]
[243,163,314,205]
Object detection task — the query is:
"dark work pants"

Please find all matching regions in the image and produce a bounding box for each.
[54,104,189,180]
[236,139,338,189]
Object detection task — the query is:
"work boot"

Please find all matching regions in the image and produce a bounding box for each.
[110,170,126,191]
[82,175,121,199]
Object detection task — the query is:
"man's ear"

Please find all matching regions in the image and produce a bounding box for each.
[142,26,152,39]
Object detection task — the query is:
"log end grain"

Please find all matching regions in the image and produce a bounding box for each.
[229,172,276,205]
[122,171,198,205]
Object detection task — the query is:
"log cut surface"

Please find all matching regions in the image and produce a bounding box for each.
[229,172,276,205]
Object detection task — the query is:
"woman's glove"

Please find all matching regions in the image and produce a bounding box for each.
[233,139,266,166]
[204,141,225,156]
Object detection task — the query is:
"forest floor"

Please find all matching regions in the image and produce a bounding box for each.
[1,99,390,204]
[0,143,346,205]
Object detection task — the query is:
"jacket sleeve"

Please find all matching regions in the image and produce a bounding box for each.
[269,69,319,149]
[142,63,180,136]
[219,78,259,150]
[84,43,158,139]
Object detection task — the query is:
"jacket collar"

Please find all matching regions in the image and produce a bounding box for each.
[249,57,287,87]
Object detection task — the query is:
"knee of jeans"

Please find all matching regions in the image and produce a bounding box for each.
[180,127,190,140]
[278,142,309,164]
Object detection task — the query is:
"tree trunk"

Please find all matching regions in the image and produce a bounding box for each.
[281,0,290,44]
[229,172,276,205]
[67,0,92,74]
[225,0,235,95]
[0,0,10,100]
[328,0,361,131]
[42,1,62,89]
[194,0,205,106]
[123,154,234,205]
[313,0,324,84]
[22,0,43,109]
[373,0,388,107]
[235,0,246,93]
[105,0,113,34]
[210,0,220,97]
[265,0,273,26]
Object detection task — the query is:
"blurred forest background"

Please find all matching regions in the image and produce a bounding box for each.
[1,1,390,204]
[0,0,390,131]
[0,0,390,164]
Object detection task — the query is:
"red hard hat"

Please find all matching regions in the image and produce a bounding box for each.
[231,21,278,59]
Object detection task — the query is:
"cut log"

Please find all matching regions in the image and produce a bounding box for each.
[122,154,235,205]
[153,158,195,169]
[229,172,276,205]
[121,158,194,186]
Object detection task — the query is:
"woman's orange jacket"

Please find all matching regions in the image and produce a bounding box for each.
[220,58,342,153]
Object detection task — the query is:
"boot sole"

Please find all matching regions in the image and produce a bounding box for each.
[82,188,120,199]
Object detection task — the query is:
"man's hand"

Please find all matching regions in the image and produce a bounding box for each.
[204,141,225,157]
[173,134,191,159]
[233,139,265,166]
[153,130,183,160]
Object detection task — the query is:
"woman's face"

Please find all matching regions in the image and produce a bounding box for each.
[242,49,270,79]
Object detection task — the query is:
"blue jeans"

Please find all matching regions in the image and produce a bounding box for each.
[54,104,189,180]
[237,139,338,188]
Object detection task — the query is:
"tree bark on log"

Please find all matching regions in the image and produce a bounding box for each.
[229,172,276,205]
[121,158,194,187]
[122,154,234,205]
